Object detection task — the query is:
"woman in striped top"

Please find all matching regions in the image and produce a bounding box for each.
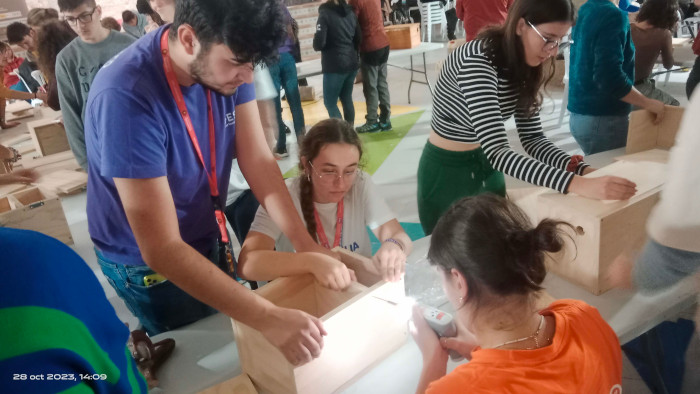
[417,0,637,235]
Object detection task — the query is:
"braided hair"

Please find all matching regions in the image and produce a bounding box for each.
[297,119,363,241]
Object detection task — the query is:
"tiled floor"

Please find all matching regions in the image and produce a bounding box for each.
[63,31,698,392]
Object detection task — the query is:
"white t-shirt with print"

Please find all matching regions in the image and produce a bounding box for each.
[249,172,395,257]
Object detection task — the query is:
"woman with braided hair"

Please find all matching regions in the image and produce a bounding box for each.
[238,118,412,290]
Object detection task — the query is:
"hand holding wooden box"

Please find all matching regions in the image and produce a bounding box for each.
[509,157,667,295]
[232,248,408,394]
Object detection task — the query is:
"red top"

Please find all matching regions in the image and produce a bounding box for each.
[350,0,390,53]
[3,56,24,87]
[427,300,623,394]
[456,0,513,41]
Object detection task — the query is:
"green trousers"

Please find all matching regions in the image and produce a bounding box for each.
[417,141,506,235]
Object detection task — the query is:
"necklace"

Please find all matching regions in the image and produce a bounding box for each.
[492,315,548,350]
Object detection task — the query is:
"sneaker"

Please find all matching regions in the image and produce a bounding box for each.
[273,147,289,159]
[380,121,393,131]
[356,122,381,133]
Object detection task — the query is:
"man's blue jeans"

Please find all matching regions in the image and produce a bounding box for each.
[268,52,305,152]
[569,112,630,155]
[96,245,227,335]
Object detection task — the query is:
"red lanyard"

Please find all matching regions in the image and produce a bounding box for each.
[160,29,229,245]
[313,200,344,249]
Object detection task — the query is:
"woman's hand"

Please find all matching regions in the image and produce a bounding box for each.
[307,252,356,291]
[1,120,20,129]
[410,305,448,364]
[568,175,637,200]
[644,98,665,125]
[439,321,478,361]
[0,168,38,185]
[372,241,406,282]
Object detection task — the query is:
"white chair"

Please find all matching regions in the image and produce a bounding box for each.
[31,70,47,87]
[417,0,446,42]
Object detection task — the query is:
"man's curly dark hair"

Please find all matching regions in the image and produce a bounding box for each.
[6,22,32,45]
[637,0,680,31]
[169,0,286,65]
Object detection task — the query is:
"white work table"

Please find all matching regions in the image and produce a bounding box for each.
[150,148,697,393]
[151,238,696,394]
[296,42,445,104]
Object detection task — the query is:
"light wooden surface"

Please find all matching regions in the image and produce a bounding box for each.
[627,106,685,153]
[614,149,669,163]
[511,158,667,294]
[233,250,408,394]
[198,374,258,394]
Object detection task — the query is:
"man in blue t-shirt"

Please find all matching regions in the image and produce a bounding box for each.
[85,0,334,367]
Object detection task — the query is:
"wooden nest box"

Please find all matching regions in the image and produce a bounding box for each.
[232,248,408,394]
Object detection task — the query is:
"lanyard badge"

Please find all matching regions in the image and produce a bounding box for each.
[314,200,344,249]
[160,29,235,275]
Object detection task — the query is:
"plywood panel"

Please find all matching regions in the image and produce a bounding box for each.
[233,250,408,394]
[627,106,685,153]
[28,119,71,157]
[198,374,258,394]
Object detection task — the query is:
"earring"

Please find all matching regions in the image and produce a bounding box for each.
[458,296,464,304]
[307,174,311,182]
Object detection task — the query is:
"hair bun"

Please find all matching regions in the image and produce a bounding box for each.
[532,219,566,254]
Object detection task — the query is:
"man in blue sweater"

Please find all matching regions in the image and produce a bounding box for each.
[568,0,665,155]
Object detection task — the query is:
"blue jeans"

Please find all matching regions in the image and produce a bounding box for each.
[633,239,700,295]
[268,52,305,151]
[96,245,227,335]
[323,70,358,124]
[569,112,629,155]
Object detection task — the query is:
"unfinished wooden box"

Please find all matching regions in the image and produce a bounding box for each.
[0,186,73,245]
[298,86,317,102]
[510,158,667,295]
[232,249,408,394]
[626,106,685,153]
[28,119,71,157]
[385,23,420,50]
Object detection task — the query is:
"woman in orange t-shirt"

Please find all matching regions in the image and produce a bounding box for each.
[411,194,622,393]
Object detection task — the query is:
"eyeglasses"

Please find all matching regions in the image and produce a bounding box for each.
[64,7,97,25]
[309,162,359,185]
[526,20,563,52]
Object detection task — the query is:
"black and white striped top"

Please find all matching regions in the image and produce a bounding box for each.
[431,40,588,193]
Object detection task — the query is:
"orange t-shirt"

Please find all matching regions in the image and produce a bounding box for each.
[426,300,622,394]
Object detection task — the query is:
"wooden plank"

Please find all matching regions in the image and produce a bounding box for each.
[233,250,408,394]
[581,160,666,204]
[0,132,31,147]
[17,150,77,170]
[27,119,71,157]
[6,108,36,122]
[0,183,29,198]
[34,169,87,195]
[198,374,258,394]
[5,101,32,113]
[627,106,685,153]
[614,148,669,164]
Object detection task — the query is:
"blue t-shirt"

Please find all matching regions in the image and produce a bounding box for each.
[0,228,147,393]
[85,25,256,265]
